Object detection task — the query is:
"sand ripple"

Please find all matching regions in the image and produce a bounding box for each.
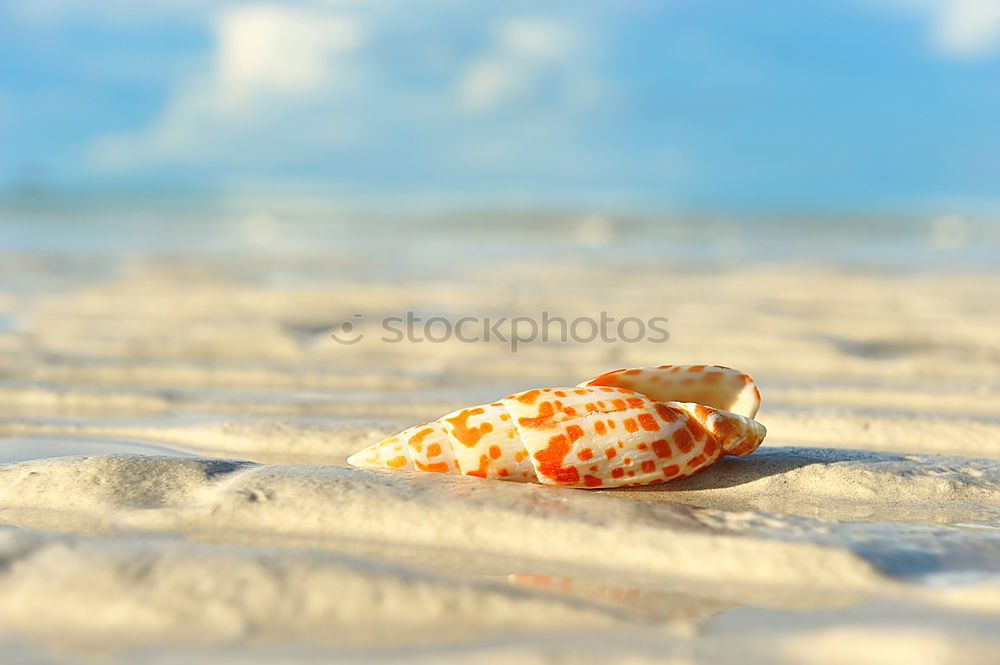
[1,253,998,663]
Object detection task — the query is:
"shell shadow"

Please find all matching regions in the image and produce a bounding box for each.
[600,446,912,493]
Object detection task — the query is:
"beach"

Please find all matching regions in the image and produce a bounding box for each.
[0,211,998,664]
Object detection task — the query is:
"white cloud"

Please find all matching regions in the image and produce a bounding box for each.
[502,17,578,59]
[84,4,613,179]
[880,0,1000,57]
[932,0,1000,56]
[457,17,593,112]
[90,3,364,169]
[214,5,362,104]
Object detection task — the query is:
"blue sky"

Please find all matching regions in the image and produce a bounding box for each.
[1,0,999,213]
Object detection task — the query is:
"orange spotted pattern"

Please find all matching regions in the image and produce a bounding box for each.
[346,364,766,488]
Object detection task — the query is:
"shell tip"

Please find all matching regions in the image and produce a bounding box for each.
[346,444,384,469]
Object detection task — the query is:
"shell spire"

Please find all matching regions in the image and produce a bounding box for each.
[347,364,766,489]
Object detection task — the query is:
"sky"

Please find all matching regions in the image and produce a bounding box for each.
[1,0,999,214]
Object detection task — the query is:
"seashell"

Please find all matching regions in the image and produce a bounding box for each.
[347,364,766,488]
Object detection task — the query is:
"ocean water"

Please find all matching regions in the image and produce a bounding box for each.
[1,197,998,271]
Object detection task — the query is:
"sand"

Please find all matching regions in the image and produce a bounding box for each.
[0,221,998,664]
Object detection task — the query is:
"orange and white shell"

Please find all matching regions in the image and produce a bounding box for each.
[347,364,766,489]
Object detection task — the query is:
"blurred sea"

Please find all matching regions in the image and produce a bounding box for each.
[1,196,998,273]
